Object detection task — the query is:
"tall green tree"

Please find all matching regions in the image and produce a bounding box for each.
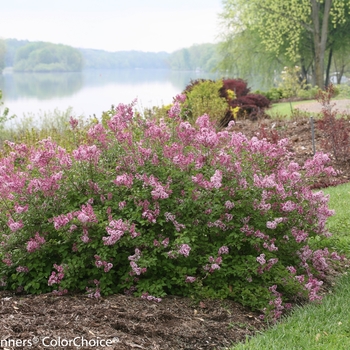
[217,27,288,89]
[220,0,350,88]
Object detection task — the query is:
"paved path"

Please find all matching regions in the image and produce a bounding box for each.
[294,99,350,114]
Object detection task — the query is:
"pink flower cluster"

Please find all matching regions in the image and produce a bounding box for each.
[2,253,12,266]
[178,244,191,257]
[16,266,29,273]
[48,264,64,286]
[218,246,229,255]
[85,280,101,298]
[69,116,79,129]
[256,254,279,273]
[267,285,285,320]
[138,199,160,224]
[103,218,129,245]
[128,248,147,275]
[141,292,162,302]
[77,203,98,224]
[53,212,75,230]
[130,261,147,276]
[185,276,196,283]
[203,254,225,273]
[168,102,181,119]
[153,237,169,248]
[52,287,68,296]
[94,255,113,272]
[165,212,186,232]
[114,173,134,188]
[87,123,108,148]
[14,204,28,214]
[266,217,284,229]
[72,144,101,165]
[7,218,24,232]
[26,232,46,253]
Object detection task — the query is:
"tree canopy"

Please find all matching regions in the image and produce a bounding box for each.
[80,48,170,69]
[220,0,350,88]
[14,42,83,72]
[167,43,221,72]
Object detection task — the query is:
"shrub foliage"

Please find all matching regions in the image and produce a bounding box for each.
[0,100,341,320]
[317,85,350,163]
[182,78,271,125]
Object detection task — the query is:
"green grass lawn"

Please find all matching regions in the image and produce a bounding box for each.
[266,100,314,119]
[231,182,350,350]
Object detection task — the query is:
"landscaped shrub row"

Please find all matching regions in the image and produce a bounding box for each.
[182,78,271,124]
[0,97,341,321]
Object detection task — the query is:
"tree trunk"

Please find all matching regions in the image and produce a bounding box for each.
[311,0,332,89]
[325,48,333,87]
[337,66,345,84]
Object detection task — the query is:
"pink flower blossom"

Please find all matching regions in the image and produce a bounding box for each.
[87,123,107,147]
[26,233,46,253]
[210,170,223,189]
[151,184,169,200]
[218,246,229,255]
[209,264,220,272]
[53,214,72,230]
[178,244,191,257]
[291,227,308,243]
[225,200,235,209]
[104,262,113,273]
[287,266,296,274]
[16,266,29,273]
[77,203,98,224]
[331,252,342,260]
[256,254,266,265]
[281,200,297,212]
[48,264,64,286]
[266,221,277,229]
[73,144,101,165]
[103,219,128,245]
[69,116,79,129]
[14,204,28,213]
[185,276,196,283]
[141,292,162,302]
[119,201,126,210]
[174,93,186,103]
[8,218,23,232]
[168,101,181,119]
[162,238,169,248]
[81,234,90,243]
[114,173,133,188]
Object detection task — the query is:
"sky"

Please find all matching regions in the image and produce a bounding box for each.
[1,0,224,53]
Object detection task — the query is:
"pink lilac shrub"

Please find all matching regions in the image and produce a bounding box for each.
[0,99,341,321]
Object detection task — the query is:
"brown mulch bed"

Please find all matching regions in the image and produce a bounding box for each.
[0,291,265,350]
[1,108,350,350]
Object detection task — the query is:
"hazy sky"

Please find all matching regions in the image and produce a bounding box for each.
[1,0,223,53]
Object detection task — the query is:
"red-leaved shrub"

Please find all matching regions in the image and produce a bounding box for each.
[316,85,350,162]
[219,78,250,98]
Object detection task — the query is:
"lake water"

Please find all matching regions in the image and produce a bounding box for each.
[0,69,221,124]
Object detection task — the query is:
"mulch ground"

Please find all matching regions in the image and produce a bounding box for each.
[1,102,350,350]
[0,291,265,350]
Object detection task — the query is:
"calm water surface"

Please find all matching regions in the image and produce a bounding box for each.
[0,69,220,124]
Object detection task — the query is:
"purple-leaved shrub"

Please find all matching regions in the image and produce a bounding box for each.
[0,98,342,321]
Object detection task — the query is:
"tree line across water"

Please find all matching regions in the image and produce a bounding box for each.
[0,39,220,73]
